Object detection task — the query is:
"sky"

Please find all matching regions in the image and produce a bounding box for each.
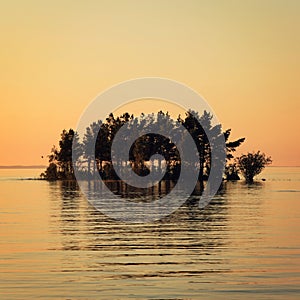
[0,0,299,166]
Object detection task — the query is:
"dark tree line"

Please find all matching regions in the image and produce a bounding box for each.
[41,110,245,183]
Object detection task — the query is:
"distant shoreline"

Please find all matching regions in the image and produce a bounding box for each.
[0,165,46,169]
[1,165,299,169]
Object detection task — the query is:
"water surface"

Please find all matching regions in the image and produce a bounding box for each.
[0,167,300,299]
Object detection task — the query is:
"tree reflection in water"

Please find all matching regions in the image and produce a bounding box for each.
[49,179,232,256]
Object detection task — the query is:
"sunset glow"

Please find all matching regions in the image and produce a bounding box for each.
[0,1,299,166]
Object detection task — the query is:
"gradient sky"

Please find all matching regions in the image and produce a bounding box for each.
[0,0,299,166]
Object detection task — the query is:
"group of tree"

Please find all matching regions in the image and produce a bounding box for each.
[41,110,271,183]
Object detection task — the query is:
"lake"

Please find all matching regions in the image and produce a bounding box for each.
[0,167,300,299]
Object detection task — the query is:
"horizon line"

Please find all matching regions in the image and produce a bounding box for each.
[0,165,47,169]
[0,165,299,169]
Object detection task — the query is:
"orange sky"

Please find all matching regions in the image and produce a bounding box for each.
[0,1,299,166]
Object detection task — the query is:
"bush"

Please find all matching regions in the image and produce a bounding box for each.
[237,151,272,183]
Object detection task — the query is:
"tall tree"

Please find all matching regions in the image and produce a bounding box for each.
[83,120,102,177]
[224,129,245,161]
[44,129,81,180]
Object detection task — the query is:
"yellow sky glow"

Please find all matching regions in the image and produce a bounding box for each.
[0,1,299,166]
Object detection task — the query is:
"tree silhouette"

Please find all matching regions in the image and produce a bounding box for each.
[83,120,102,177]
[224,163,240,180]
[42,111,245,182]
[237,151,272,183]
[224,129,245,161]
[178,110,244,184]
[42,129,81,179]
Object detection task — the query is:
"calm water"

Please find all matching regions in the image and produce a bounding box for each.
[0,167,300,299]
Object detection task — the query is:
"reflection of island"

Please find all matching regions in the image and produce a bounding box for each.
[48,180,81,250]
[48,179,230,253]
[47,179,268,280]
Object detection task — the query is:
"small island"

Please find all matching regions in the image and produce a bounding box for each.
[41,110,271,184]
